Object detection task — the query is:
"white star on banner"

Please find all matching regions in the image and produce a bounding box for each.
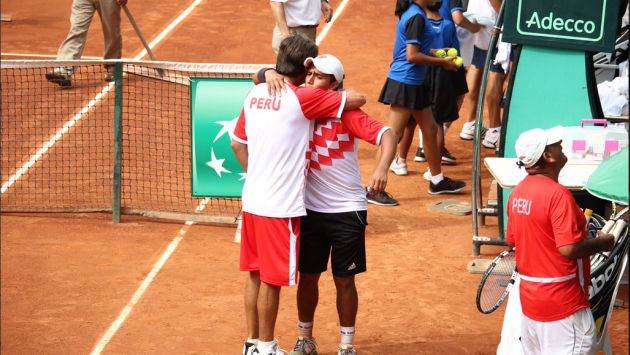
[213,117,238,142]
[238,172,247,181]
[206,148,231,177]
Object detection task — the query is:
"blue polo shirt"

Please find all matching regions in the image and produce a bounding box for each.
[387,3,434,85]
[429,17,460,52]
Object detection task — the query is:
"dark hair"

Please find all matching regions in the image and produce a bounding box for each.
[395,0,411,17]
[276,35,318,78]
[527,145,553,169]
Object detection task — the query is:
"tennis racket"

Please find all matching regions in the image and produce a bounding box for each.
[476,248,517,314]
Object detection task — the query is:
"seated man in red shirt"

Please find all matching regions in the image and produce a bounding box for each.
[506,126,614,355]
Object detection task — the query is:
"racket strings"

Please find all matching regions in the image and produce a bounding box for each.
[478,252,516,313]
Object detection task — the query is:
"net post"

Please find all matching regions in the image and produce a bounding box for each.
[112,61,123,223]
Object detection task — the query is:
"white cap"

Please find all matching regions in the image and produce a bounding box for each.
[515,126,563,168]
[304,54,345,83]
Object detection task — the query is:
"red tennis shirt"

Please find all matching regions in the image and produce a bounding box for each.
[506,175,590,322]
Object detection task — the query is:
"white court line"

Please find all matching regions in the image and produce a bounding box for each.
[1,84,113,193]
[90,198,209,355]
[0,0,203,195]
[88,1,205,354]
[315,0,351,45]
[136,0,203,60]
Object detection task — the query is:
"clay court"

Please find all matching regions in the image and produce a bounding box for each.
[1,0,628,354]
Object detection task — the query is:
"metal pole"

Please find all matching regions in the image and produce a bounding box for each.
[472,1,507,254]
[112,62,123,223]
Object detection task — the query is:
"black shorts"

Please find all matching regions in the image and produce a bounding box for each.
[426,66,468,123]
[471,46,506,73]
[451,66,469,97]
[299,209,367,277]
[378,77,431,110]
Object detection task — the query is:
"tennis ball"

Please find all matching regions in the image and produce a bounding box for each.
[454,56,464,68]
[447,48,458,57]
[435,49,446,58]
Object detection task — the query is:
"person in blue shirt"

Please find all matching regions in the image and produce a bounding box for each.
[369,0,465,205]
[392,2,470,178]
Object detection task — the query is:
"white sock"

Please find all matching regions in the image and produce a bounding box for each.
[298,321,313,338]
[418,129,423,147]
[430,172,444,185]
[257,340,277,353]
[246,338,258,345]
[340,326,355,345]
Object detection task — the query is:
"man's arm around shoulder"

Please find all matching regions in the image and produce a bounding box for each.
[343,89,366,111]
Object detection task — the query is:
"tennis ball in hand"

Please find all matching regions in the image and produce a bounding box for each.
[454,56,464,68]
[447,48,458,57]
[435,49,446,58]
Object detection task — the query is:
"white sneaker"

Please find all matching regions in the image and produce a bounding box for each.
[389,159,408,176]
[482,128,501,149]
[459,122,487,140]
[259,340,284,355]
[243,341,258,355]
[423,168,431,181]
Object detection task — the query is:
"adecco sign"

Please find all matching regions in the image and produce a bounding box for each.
[503,0,623,52]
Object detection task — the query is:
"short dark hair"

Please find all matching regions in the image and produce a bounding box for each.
[276,35,318,78]
[395,0,411,17]
[531,144,555,169]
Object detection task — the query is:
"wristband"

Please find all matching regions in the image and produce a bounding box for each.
[257,67,275,84]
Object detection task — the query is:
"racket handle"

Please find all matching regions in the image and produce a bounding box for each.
[611,220,627,241]
[601,220,616,234]
[602,220,626,257]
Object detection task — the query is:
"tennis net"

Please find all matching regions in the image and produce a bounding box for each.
[1,59,268,224]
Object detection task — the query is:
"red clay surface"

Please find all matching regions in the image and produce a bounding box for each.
[1,1,628,354]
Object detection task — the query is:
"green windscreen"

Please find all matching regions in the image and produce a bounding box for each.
[501,45,596,231]
[191,78,252,198]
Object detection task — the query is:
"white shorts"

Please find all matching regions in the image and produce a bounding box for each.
[521,308,596,355]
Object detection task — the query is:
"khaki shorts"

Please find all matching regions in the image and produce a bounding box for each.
[272,25,317,54]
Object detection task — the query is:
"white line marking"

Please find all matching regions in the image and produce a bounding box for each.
[1,84,113,193]
[135,0,203,60]
[315,0,350,45]
[0,0,203,194]
[89,200,209,355]
[88,1,206,353]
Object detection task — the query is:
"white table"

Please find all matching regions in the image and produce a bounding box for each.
[484,157,601,190]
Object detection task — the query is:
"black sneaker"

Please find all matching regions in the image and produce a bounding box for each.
[428,176,466,195]
[366,187,399,206]
[242,341,258,355]
[45,71,72,87]
[441,147,456,165]
[414,147,426,162]
[104,72,115,82]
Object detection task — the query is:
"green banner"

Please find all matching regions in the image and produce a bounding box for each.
[503,0,622,52]
[190,78,252,197]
